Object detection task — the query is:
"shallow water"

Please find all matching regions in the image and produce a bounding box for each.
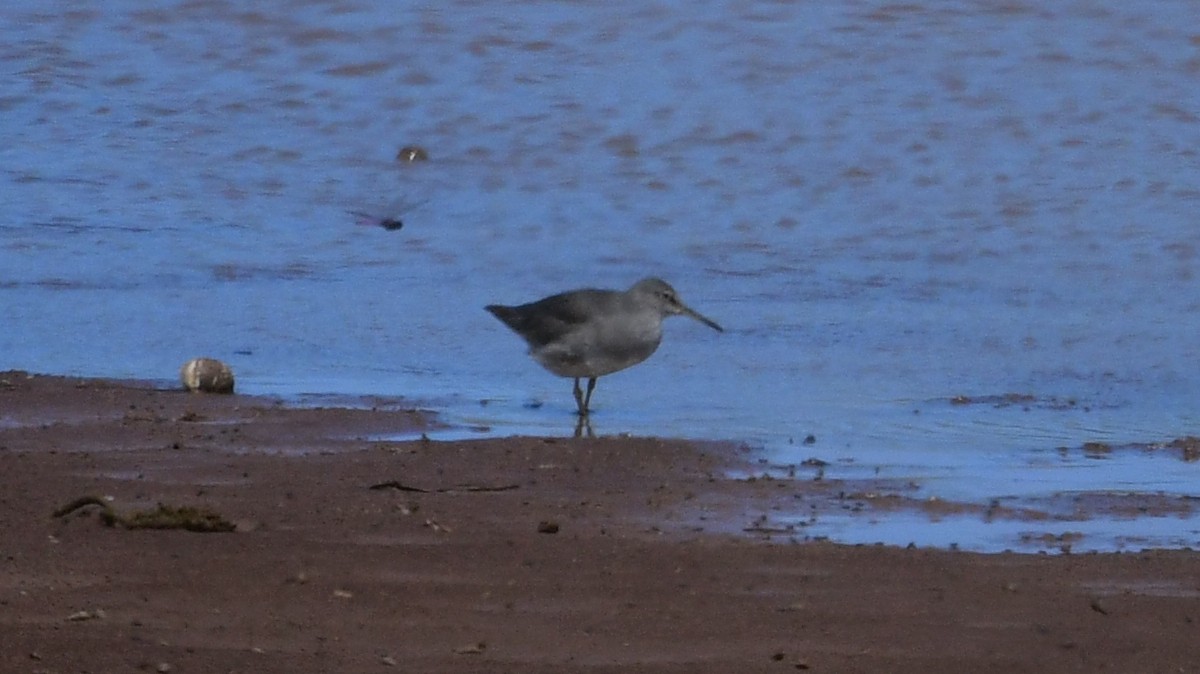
[3,0,1199,551]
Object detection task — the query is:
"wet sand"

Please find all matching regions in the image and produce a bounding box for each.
[1,371,1197,673]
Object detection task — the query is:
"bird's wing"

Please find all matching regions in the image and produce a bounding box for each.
[489,289,614,347]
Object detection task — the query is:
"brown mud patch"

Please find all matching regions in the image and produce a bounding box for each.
[1,371,1199,672]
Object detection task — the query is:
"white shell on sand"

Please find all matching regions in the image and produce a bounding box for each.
[179,358,235,394]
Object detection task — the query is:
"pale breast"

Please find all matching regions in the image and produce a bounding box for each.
[531,311,664,379]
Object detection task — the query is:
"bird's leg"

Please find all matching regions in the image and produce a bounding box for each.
[572,378,585,416]
[574,414,594,439]
[581,377,598,415]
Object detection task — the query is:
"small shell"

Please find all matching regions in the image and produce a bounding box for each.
[179,358,235,394]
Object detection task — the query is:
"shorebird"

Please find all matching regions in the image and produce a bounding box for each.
[486,277,723,416]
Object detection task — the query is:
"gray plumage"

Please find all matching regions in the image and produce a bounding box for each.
[486,277,723,416]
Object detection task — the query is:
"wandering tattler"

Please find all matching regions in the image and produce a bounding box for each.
[486,277,723,416]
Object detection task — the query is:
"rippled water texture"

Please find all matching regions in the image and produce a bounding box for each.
[3,1,1199,550]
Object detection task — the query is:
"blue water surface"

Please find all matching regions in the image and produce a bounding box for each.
[3,0,1200,551]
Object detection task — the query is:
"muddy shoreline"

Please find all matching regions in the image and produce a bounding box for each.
[1,371,1198,672]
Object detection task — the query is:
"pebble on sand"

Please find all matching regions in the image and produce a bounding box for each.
[179,358,235,394]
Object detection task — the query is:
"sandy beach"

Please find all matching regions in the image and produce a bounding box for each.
[1,370,1197,673]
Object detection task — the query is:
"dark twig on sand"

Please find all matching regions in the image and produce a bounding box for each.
[368,481,520,493]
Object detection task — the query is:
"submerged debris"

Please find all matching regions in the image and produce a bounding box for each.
[946,393,1079,410]
[1066,436,1200,463]
[53,496,236,532]
[396,145,429,162]
[347,193,428,233]
[349,210,404,231]
[1167,436,1200,462]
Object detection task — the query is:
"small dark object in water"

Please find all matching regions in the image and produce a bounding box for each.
[396,146,429,162]
[1167,436,1200,462]
[348,210,403,231]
